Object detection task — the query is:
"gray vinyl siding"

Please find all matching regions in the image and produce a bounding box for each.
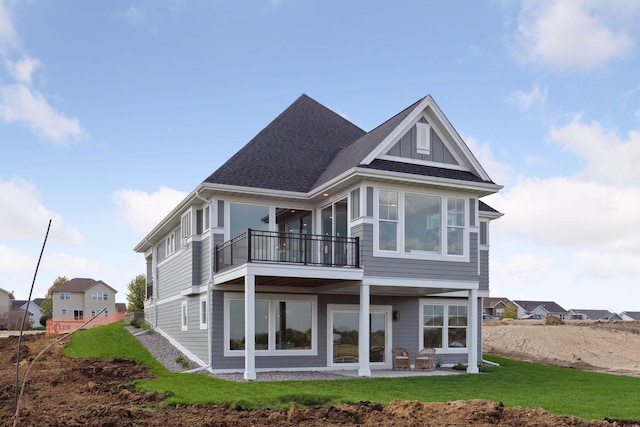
[199,235,212,284]
[479,249,489,291]
[354,223,480,282]
[155,297,208,362]
[385,117,458,166]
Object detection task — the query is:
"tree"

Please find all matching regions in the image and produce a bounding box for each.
[503,303,517,320]
[126,274,146,313]
[39,276,69,325]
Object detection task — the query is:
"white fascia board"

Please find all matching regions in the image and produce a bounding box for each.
[479,210,504,220]
[199,182,308,200]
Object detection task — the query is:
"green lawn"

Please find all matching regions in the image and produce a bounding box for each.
[65,321,640,422]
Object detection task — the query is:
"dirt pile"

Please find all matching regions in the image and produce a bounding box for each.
[483,320,640,377]
[0,331,637,426]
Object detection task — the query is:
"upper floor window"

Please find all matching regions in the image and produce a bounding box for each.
[165,233,176,257]
[229,203,269,239]
[92,292,108,301]
[59,292,71,300]
[181,212,192,239]
[376,189,467,258]
[479,220,488,246]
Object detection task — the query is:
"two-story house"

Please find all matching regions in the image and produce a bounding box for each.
[52,278,118,321]
[134,94,502,379]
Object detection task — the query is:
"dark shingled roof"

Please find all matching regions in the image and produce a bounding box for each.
[514,300,568,313]
[56,278,113,293]
[479,200,500,213]
[360,159,489,182]
[204,94,366,192]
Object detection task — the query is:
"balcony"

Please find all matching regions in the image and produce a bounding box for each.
[215,229,360,273]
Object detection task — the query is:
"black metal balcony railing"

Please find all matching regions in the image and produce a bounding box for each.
[215,229,360,272]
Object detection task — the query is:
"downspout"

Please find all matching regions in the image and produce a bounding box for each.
[144,239,159,331]
[185,190,214,373]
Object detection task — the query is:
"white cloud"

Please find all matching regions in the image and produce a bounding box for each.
[43,252,112,278]
[5,56,41,84]
[463,134,513,185]
[506,85,547,112]
[0,0,18,53]
[492,253,553,284]
[549,116,640,186]
[573,251,640,279]
[513,0,637,70]
[490,176,640,251]
[112,187,187,235]
[0,84,87,145]
[0,177,84,245]
[0,245,36,273]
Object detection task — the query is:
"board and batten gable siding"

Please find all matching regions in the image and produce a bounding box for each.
[190,240,202,287]
[198,235,211,285]
[353,222,480,282]
[155,297,208,363]
[385,117,458,165]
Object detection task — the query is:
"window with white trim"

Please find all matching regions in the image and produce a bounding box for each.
[59,292,71,300]
[479,220,488,246]
[181,212,192,239]
[203,205,210,231]
[61,309,67,315]
[224,293,317,356]
[165,233,176,257]
[416,122,431,155]
[420,301,468,350]
[376,189,467,258]
[181,301,188,331]
[92,292,108,301]
[199,296,207,329]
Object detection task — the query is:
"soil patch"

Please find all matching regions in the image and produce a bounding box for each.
[0,330,637,426]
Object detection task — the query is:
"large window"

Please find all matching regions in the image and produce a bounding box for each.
[229,203,269,239]
[225,293,316,356]
[421,301,468,350]
[92,292,108,301]
[376,189,467,258]
[59,292,70,300]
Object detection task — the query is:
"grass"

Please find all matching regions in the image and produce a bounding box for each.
[65,321,640,421]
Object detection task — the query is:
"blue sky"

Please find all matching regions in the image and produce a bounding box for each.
[1,1,639,313]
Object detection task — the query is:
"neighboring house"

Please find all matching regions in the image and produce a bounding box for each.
[513,300,568,319]
[570,309,621,321]
[0,287,13,313]
[52,278,118,321]
[483,297,513,319]
[0,287,17,329]
[134,94,503,379]
[620,311,640,321]
[12,298,45,327]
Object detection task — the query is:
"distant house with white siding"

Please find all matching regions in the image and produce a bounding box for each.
[52,278,117,321]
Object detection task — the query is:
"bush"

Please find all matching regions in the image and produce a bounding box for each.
[129,317,150,330]
[545,316,564,325]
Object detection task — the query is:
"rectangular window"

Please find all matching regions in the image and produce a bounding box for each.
[203,205,210,231]
[181,212,192,239]
[421,301,468,350]
[165,232,176,257]
[199,296,207,330]
[181,301,188,331]
[225,293,316,356]
[92,292,108,301]
[447,198,465,255]
[59,292,70,300]
[350,188,360,220]
[229,203,269,239]
[377,190,467,258]
[378,190,398,251]
[479,221,488,246]
[61,309,67,315]
[405,193,441,253]
[73,310,84,321]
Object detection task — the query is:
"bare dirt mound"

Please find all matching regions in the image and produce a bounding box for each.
[483,320,640,377]
[0,332,637,426]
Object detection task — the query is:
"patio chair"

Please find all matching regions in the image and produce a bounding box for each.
[391,347,411,370]
[415,347,436,371]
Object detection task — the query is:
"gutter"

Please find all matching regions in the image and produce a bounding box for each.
[144,239,159,331]
[186,190,214,373]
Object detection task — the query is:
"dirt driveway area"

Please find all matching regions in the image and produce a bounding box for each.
[1,326,638,426]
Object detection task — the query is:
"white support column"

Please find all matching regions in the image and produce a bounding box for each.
[244,274,256,380]
[467,288,479,373]
[358,283,371,377]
